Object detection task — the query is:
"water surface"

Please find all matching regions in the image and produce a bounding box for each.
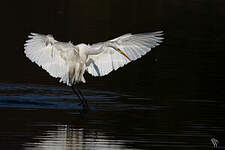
[0,83,224,150]
[0,0,225,149]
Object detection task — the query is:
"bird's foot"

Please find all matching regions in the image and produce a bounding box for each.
[82,103,89,111]
[79,104,89,114]
[78,102,83,106]
[78,100,89,112]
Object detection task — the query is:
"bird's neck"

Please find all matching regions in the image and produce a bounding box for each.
[77,43,104,58]
[85,46,104,55]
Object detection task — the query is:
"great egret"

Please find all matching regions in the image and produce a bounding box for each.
[24,31,163,110]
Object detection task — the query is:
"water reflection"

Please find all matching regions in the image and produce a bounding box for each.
[24,125,129,150]
[0,83,225,150]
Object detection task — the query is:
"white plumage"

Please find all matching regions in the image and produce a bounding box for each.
[24,31,163,86]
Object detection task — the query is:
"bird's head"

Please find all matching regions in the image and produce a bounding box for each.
[107,43,131,61]
[116,48,131,61]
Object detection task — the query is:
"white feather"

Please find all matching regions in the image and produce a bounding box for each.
[86,31,163,76]
[24,33,79,86]
[24,31,163,86]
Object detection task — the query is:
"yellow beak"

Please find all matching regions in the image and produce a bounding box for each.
[119,49,131,61]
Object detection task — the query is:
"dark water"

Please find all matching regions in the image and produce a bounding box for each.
[0,83,225,150]
[0,0,225,149]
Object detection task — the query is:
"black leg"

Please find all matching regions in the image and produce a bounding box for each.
[71,84,83,106]
[71,83,89,111]
[77,88,89,110]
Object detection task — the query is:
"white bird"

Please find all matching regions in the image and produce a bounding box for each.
[24,31,163,110]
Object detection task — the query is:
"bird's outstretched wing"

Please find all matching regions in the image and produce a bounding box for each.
[24,33,71,84]
[86,31,163,76]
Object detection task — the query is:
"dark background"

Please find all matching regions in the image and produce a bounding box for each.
[0,1,225,149]
[0,0,225,98]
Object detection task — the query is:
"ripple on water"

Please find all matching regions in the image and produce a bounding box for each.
[0,83,166,111]
[0,83,224,150]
